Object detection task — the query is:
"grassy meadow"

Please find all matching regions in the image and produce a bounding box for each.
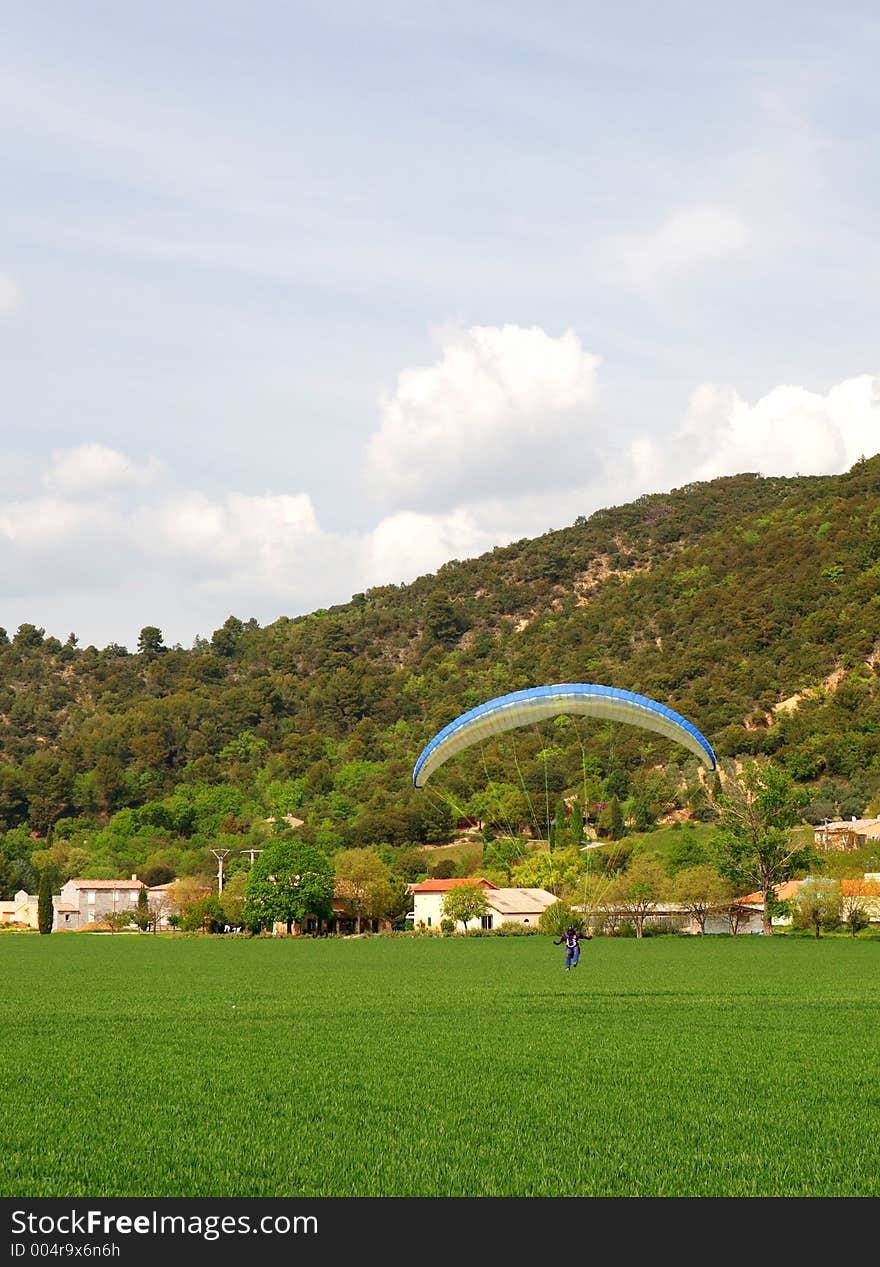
[1,932,877,1197]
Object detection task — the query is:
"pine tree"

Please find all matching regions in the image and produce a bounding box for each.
[609,796,625,841]
[550,798,568,851]
[37,870,54,936]
[134,886,150,931]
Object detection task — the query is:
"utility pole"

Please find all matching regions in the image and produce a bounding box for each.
[240,848,264,866]
[211,848,231,895]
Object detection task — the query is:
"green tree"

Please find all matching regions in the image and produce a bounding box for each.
[441,882,489,932]
[511,846,586,898]
[550,798,567,850]
[467,783,528,834]
[430,858,457,880]
[597,796,625,841]
[104,909,136,934]
[243,839,334,934]
[219,871,248,927]
[37,869,54,935]
[211,615,245,657]
[604,856,668,938]
[334,848,392,933]
[181,896,225,933]
[137,626,166,659]
[672,864,730,935]
[422,593,463,645]
[482,835,528,882]
[840,880,877,937]
[537,899,583,937]
[14,623,45,649]
[712,760,812,935]
[793,879,842,938]
[132,886,150,931]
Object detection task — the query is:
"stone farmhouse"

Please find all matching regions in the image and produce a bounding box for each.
[813,818,880,850]
[54,877,145,930]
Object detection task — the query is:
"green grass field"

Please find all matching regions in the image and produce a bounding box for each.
[2,933,877,1197]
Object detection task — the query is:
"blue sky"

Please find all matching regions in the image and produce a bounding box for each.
[2,1,879,647]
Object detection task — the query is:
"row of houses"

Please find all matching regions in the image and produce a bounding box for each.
[0,877,178,932]
[5,869,880,936]
[407,875,880,934]
[406,876,758,934]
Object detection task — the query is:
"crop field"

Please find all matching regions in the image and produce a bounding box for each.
[1,933,877,1197]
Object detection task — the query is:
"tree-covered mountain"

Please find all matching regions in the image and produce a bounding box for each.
[3,454,880,896]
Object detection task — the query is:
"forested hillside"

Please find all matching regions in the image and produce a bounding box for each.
[3,454,880,896]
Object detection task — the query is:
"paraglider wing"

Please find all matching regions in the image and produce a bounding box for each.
[412,683,716,788]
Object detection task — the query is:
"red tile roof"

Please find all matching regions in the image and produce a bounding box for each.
[841,879,880,896]
[409,877,499,892]
[737,880,802,906]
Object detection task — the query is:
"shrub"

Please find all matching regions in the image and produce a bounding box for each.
[538,901,586,936]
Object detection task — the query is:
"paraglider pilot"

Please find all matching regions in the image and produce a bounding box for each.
[554,926,590,971]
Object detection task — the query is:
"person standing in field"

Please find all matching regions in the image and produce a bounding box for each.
[554,926,590,971]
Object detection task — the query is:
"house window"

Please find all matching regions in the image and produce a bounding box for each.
[87,891,95,904]
[481,915,493,930]
[427,917,432,927]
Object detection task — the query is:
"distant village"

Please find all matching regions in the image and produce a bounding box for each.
[3,817,880,937]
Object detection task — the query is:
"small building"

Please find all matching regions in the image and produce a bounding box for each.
[0,890,39,928]
[840,875,880,923]
[735,879,802,928]
[482,887,558,930]
[735,876,880,928]
[814,818,880,851]
[408,878,499,930]
[408,878,557,931]
[578,898,764,935]
[1,890,83,930]
[53,900,81,929]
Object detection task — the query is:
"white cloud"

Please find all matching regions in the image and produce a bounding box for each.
[0,496,114,550]
[0,274,21,313]
[365,509,500,587]
[43,444,161,495]
[364,324,601,513]
[663,373,880,483]
[145,492,322,586]
[595,205,750,293]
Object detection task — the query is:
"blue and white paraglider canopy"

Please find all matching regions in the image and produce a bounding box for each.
[413,683,717,788]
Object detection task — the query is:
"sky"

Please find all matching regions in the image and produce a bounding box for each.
[2,1,879,649]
